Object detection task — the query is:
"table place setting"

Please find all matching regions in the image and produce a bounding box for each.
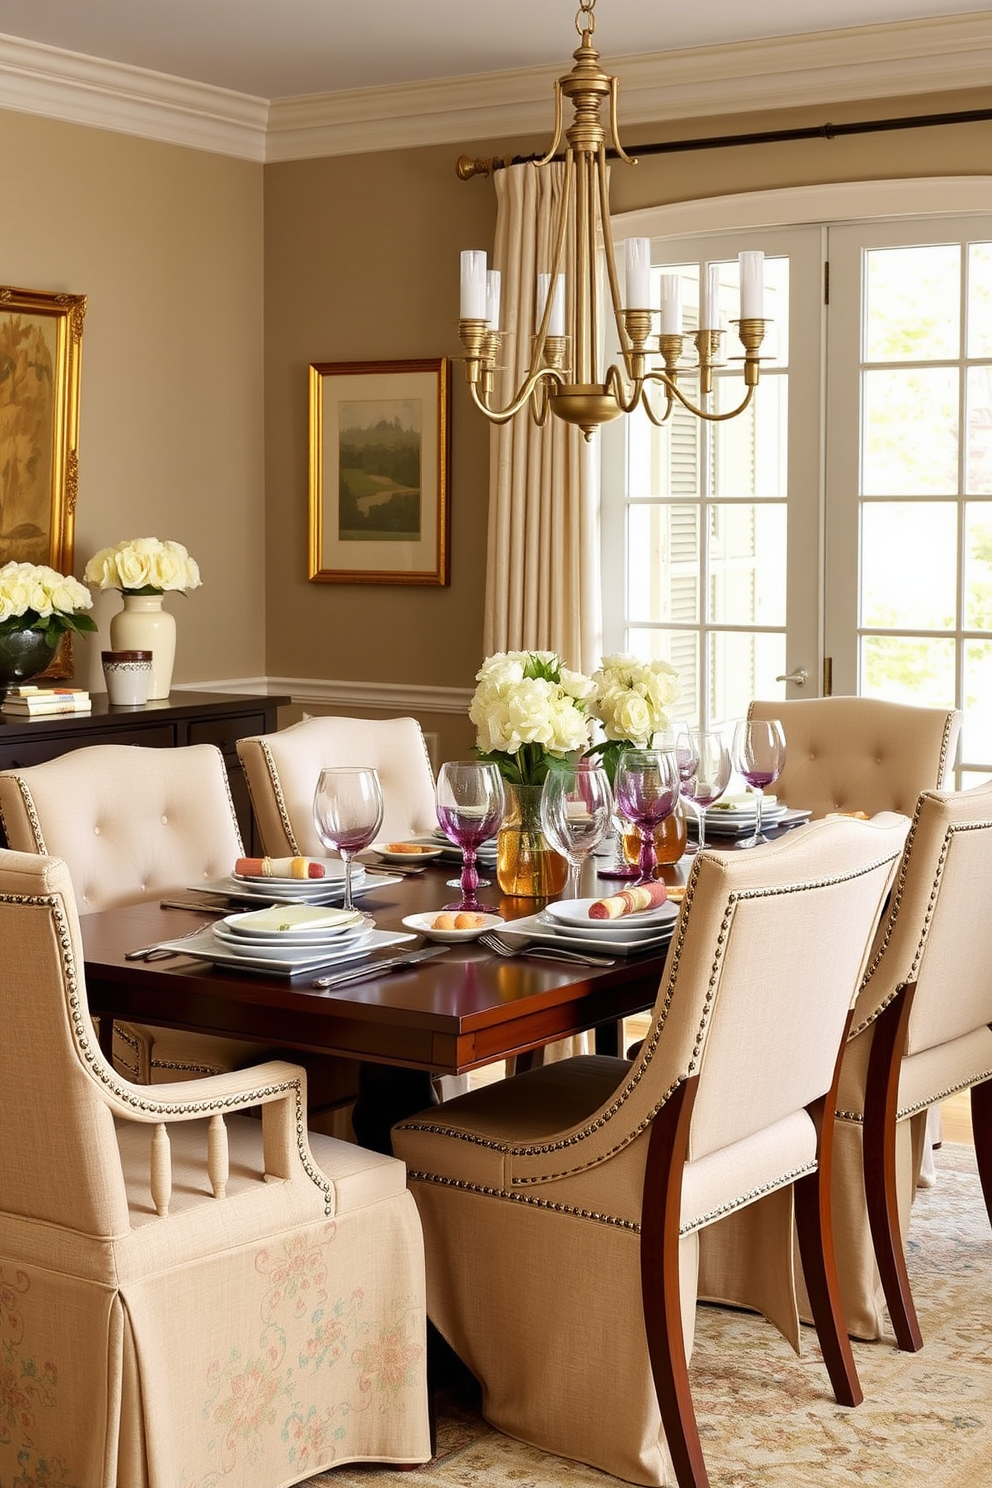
[494,883,681,959]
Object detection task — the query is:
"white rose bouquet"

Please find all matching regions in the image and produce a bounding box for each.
[587,652,681,783]
[0,561,97,639]
[469,650,595,787]
[84,537,201,595]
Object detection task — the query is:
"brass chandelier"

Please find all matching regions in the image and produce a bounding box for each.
[458,0,768,441]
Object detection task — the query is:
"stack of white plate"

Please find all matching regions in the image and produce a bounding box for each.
[197,858,370,905]
[496,895,679,958]
[213,904,375,963]
[427,831,499,865]
[702,797,791,837]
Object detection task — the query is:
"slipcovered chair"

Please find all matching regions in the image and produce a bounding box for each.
[747,695,960,818]
[0,848,431,1487]
[830,780,992,1348]
[0,744,358,1120]
[237,714,438,853]
[393,814,909,1488]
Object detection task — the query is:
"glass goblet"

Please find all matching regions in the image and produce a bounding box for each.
[614,748,681,885]
[312,766,384,911]
[731,718,787,848]
[435,760,505,912]
[540,762,614,901]
[681,728,732,853]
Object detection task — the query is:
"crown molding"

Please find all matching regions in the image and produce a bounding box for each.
[0,32,269,160]
[0,14,988,164]
[264,13,992,163]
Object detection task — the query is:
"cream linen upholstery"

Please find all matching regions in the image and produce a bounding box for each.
[393,815,908,1488]
[0,744,359,1117]
[748,696,960,817]
[827,781,992,1346]
[0,849,430,1487]
[237,714,438,853]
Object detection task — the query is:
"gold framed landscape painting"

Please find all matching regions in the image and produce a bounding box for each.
[0,284,87,678]
[309,357,451,585]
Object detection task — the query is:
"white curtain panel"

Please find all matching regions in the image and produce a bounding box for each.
[484,162,603,676]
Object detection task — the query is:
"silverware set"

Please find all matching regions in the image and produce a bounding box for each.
[478,931,615,967]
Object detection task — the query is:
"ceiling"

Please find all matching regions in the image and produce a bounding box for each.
[0,0,984,100]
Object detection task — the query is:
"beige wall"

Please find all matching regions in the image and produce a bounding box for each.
[0,107,265,694]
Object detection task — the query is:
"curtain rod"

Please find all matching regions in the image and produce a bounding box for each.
[456,105,992,180]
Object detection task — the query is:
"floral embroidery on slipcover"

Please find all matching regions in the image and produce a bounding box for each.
[0,1269,76,1488]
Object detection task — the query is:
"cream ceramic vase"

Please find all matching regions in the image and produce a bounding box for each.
[109,593,176,700]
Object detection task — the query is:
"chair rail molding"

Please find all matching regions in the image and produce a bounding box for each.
[189,676,475,715]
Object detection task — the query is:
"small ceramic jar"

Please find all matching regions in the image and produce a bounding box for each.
[101,649,152,706]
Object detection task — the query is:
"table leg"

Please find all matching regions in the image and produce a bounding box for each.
[595,1019,624,1058]
[352,1062,438,1155]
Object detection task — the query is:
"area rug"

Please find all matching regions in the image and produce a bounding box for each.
[308,1143,991,1487]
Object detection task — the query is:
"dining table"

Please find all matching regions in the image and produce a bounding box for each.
[79,857,678,1151]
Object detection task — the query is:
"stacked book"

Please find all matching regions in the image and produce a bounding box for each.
[1,685,92,717]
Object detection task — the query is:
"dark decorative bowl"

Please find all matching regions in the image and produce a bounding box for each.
[0,627,59,692]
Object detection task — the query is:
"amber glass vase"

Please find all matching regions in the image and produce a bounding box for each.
[496,783,569,899]
[622,798,688,869]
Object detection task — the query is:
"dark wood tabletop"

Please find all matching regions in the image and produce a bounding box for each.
[80,861,675,1080]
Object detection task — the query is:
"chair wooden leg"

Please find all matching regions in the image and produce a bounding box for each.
[795,1091,863,1408]
[863,984,924,1352]
[971,1076,992,1227]
[640,1076,710,1488]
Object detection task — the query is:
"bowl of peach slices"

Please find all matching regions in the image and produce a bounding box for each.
[401,909,504,943]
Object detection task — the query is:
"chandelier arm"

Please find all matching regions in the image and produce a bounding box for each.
[641,372,756,422]
[596,142,635,363]
[535,79,565,169]
[608,77,637,165]
[468,367,566,425]
[603,362,642,416]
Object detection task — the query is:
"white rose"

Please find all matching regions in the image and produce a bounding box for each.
[505,678,557,747]
[612,692,653,743]
[115,544,155,589]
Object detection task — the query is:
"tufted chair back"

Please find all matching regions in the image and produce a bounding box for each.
[237,715,438,854]
[748,696,960,819]
[0,743,243,911]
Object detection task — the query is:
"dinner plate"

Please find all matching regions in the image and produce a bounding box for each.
[149,926,415,976]
[537,903,679,943]
[213,925,377,963]
[233,856,349,886]
[371,841,446,864]
[545,897,678,930]
[496,914,676,958]
[402,911,504,943]
[702,807,811,838]
[221,905,368,940]
[195,872,399,904]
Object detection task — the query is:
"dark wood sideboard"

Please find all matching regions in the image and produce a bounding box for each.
[0,690,289,853]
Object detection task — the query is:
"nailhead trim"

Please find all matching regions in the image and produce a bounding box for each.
[256,738,302,855]
[2,887,335,1216]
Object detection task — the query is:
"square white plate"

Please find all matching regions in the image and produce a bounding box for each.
[497,913,676,958]
[194,872,400,904]
[149,926,415,976]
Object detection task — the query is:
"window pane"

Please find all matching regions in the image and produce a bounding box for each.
[709,503,786,626]
[862,368,959,495]
[713,376,788,499]
[967,242,992,358]
[964,503,992,630]
[627,504,700,624]
[861,635,956,706]
[861,502,956,629]
[967,366,992,495]
[627,392,701,498]
[963,640,992,765]
[864,244,960,361]
[626,628,701,725]
[708,630,786,724]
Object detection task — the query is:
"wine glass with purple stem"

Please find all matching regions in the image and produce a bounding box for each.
[435,760,505,912]
[681,728,732,853]
[613,748,681,885]
[731,718,786,848]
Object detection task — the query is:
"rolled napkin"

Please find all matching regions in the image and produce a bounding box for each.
[234,855,326,880]
[588,882,669,920]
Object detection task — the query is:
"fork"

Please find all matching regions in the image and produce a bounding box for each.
[125,923,210,961]
[478,931,615,967]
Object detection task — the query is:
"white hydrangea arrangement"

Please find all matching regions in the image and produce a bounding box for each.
[84,538,201,596]
[0,561,97,639]
[469,650,595,787]
[587,652,681,782]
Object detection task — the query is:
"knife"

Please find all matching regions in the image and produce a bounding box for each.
[311,944,451,989]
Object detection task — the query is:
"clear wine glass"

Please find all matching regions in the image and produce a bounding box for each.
[540,762,614,901]
[681,728,732,853]
[435,761,505,912]
[614,748,681,885]
[312,766,384,911]
[731,718,787,848]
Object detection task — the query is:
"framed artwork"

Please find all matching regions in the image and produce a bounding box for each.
[308,357,450,585]
[0,283,87,679]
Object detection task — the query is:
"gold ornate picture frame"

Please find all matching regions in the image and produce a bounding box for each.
[308,357,450,586]
[0,283,87,678]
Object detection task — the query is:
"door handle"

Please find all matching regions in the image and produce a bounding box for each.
[775,668,809,686]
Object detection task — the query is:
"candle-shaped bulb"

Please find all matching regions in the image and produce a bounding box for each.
[486,270,501,330]
[460,250,488,320]
[659,274,682,335]
[537,273,566,336]
[625,237,651,309]
[739,251,764,320]
[700,264,721,331]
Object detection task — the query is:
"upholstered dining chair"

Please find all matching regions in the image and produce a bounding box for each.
[392,813,909,1488]
[0,744,358,1119]
[747,695,961,818]
[237,714,438,854]
[0,847,431,1487]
